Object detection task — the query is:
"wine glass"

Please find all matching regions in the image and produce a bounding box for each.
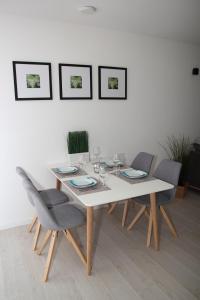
[113,153,120,175]
[78,154,85,169]
[93,146,101,162]
[99,165,107,186]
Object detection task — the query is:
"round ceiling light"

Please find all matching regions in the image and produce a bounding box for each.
[78,6,97,15]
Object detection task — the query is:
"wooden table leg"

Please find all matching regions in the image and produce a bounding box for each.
[150,193,159,250]
[56,178,61,190]
[86,207,94,275]
[122,200,129,227]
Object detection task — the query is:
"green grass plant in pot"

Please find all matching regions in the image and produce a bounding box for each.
[67,131,89,164]
[161,135,191,197]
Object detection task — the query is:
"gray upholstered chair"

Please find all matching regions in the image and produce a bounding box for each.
[127,159,182,247]
[130,152,154,173]
[26,184,85,282]
[108,152,154,226]
[16,166,69,250]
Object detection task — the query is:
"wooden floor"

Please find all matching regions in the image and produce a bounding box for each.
[0,190,200,300]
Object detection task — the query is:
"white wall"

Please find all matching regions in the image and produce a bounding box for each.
[0,15,199,229]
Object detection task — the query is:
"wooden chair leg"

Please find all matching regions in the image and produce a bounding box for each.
[37,230,52,255]
[122,200,129,227]
[146,211,153,247]
[63,230,87,266]
[56,179,61,190]
[32,222,41,251]
[127,206,146,231]
[107,203,117,214]
[160,206,178,238]
[144,209,149,219]
[42,231,57,282]
[28,216,37,233]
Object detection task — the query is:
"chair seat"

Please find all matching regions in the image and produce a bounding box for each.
[39,189,69,208]
[49,203,85,230]
[134,192,170,206]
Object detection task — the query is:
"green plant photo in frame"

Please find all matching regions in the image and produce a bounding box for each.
[59,63,92,100]
[98,66,127,99]
[26,74,40,88]
[108,77,118,89]
[70,76,82,89]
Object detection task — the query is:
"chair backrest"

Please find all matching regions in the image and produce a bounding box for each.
[154,159,182,200]
[16,166,30,181]
[22,177,38,206]
[131,152,154,174]
[24,184,57,229]
[16,166,37,206]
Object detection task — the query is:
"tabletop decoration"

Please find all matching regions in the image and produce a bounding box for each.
[121,169,148,179]
[93,162,100,173]
[64,178,111,196]
[113,172,156,185]
[69,177,97,189]
[67,130,89,164]
[54,166,79,174]
[51,167,87,179]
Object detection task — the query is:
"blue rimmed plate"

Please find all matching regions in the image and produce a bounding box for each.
[55,166,78,174]
[105,160,123,168]
[121,168,147,179]
[69,177,97,189]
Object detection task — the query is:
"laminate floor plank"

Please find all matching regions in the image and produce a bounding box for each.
[101,215,198,300]
[0,191,200,300]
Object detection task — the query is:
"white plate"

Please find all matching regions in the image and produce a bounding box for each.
[121,168,147,178]
[69,177,97,188]
[106,160,123,167]
[56,166,78,174]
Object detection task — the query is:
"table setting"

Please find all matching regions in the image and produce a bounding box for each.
[63,174,111,196]
[51,165,88,179]
[112,167,156,184]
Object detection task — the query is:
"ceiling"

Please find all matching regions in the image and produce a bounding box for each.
[1,0,200,45]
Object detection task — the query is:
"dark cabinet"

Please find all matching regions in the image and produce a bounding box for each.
[187,150,200,190]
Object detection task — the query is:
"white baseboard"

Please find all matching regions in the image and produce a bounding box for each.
[0,218,32,231]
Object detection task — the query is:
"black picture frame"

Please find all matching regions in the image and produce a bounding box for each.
[98,66,127,100]
[12,61,52,101]
[59,63,93,100]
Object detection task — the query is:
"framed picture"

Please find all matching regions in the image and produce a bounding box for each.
[59,64,93,100]
[98,66,127,100]
[12,61,52,100]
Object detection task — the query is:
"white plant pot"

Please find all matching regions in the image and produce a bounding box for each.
[67,152,90,165]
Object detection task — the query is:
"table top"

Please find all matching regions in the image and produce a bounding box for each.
[48,162,174,207]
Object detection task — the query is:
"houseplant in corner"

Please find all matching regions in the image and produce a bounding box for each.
[161,135,191,198]
[67,131,89,164]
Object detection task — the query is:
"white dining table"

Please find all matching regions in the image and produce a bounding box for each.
[48,162,174,275]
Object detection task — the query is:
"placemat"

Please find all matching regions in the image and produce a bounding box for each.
[104,164,129,172]
[113,172,157,184]
[63,178,111,196]
[51,167,87,179]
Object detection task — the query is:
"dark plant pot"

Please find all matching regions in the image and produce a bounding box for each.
[176,184,188,198]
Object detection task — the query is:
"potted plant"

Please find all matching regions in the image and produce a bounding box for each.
[67,131,89,164]
[161,135,191,198]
